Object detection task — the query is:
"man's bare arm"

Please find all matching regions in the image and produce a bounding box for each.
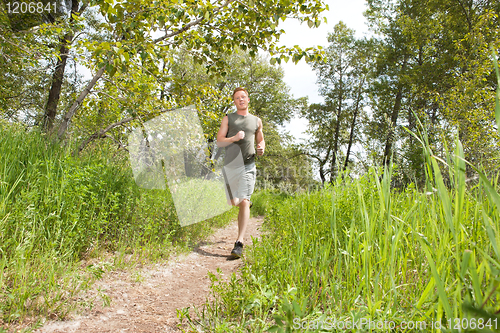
[256,117,265,155]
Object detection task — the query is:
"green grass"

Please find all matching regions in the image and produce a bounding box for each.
[249,189,291,217]
[0,120,238,328]
[181,55,500,332]
[185,149,499,332]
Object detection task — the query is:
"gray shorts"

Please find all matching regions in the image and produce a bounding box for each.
[222,162,256,202]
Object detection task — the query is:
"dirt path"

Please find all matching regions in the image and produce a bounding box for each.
[36,216,265,333]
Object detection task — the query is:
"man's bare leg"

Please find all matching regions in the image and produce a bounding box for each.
[230,198,241,206]
[236,199,250,243]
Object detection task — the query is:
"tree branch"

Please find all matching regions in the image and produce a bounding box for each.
[57,65,106,140]
[153,0,235,43]
[76,107,176,153]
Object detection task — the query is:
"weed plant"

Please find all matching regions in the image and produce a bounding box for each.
[250,189,291,217]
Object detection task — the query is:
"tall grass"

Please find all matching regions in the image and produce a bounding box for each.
[186,143,499,332]
[0,120,237,326]
[182,56,500,332]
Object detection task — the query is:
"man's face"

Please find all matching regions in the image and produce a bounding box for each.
[233,91,249,110]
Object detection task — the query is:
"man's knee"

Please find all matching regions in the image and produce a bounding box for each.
[238,198,250,207]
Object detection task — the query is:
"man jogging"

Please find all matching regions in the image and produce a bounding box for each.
[216,87,265,258]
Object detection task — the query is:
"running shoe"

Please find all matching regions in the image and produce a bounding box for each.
[230,241,244,258]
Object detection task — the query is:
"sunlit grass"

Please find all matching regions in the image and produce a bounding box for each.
[183,55,500,332]
[186,145,499,332]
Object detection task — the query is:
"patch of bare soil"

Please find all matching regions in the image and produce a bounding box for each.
[35,216,264,333]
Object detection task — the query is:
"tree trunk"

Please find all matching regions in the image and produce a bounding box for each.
[43,35,72,131]
[383,56,408,166]
[383,84,403,166]
[319,162,326,185]
[42,0,84,132]
[344,78,364,172]
[57,66,105,140]
[330,71,343,183]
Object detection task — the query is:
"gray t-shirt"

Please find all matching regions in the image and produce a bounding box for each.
[225,112,259,165]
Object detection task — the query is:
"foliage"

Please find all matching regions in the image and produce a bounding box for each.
[255,128,319,194]
[364,0,500,183]
[0,121,237,326]
[305,22,373,183]
[0,1,66,124]
[248,189,291,217]
[2,0,329,136]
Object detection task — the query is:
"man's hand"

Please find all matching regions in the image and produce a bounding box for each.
[257,142,265,156]
[233,130,245,142]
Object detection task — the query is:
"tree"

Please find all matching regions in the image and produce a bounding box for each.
[365,0,500,183]
[304,22,371,183]
[1,0,329,145]
[54,0,329,140]
[436,2,500,174]
[0,2,64,123]
[43,0,88,131]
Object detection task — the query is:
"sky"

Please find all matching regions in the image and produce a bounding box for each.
[276,0,371,142]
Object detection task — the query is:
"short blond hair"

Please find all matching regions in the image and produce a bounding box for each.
[232,87,249,98]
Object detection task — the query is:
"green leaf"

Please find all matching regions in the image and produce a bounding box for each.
[100,42,111,51]
[106,63,117,77]
[460,250,472,280]
[416,277,435,309]
[472,165,500,212]
[292,300,303,317]
[468,251,483,305]
[431,155,455,238]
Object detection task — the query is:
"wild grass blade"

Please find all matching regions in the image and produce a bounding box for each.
[481,210,500,261]
[416,234,453,323]
[453,139,466,232]
[492,50,500,136]
[431,156,456,239]
[461,158,500,214]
